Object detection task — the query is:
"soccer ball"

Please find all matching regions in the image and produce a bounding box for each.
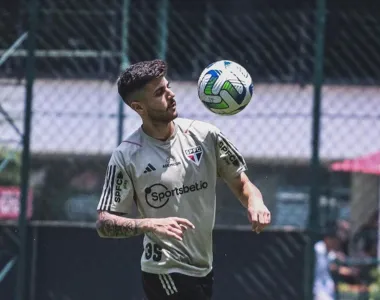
[197,60,254,115]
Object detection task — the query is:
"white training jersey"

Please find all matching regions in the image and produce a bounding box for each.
[97,118,247,277]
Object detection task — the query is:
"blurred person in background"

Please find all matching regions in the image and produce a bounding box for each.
[354,211,378,258]
[352,212,379,293]
[95,59,271,300]
[336,219,350,256]
[314,221,359,300]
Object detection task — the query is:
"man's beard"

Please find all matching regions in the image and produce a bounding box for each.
[147,107,178,123]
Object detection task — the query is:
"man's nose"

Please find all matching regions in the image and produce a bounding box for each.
[167,89,175,99]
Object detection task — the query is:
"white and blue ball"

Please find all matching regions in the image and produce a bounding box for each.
[197,60,254,115]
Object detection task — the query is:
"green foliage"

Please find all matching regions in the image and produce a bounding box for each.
[0,147,21,185]
[369,268,380,300]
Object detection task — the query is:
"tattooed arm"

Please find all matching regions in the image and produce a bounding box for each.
[96,211,153,238]
[96,211,195,240]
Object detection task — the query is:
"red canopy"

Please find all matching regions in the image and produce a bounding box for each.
[330,151,380,175]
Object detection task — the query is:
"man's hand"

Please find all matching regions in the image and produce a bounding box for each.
[149,217,195,241]
[224,172,271,233]
[247,202,271,233]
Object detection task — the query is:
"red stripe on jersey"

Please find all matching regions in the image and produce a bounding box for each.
[184,120,196,133]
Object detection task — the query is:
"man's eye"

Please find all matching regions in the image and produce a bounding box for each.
[156,88,164,96]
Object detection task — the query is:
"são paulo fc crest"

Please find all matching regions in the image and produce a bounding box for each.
[184,146,203,166]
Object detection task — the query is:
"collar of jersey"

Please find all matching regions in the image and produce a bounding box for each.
[139,122,178,147]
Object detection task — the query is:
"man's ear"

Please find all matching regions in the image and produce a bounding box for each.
[130,101,144,114]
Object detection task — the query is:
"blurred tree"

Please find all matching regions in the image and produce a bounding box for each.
[0,147,21,186]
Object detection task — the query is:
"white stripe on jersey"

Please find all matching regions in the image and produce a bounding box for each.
[98,165,116,210]
[106,165,117,209]
[98,166,111,210]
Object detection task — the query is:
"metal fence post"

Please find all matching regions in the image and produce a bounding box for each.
[157,0,169,61]
[117,0,130,145]
[15,0,37,299]
[305,0,327,299]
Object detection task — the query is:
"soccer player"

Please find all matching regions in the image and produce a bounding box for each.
[96,59,271,300]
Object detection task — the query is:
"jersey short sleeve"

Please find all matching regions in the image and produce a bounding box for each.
[213,128,247,180]
[97,149,135,214]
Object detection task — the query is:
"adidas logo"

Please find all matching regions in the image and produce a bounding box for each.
[143,163,156,173]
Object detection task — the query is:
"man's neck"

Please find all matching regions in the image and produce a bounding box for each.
[142,121,175,141]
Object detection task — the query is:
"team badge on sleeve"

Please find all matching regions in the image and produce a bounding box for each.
[184,146,203,166]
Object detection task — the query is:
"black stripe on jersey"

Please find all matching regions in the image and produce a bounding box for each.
[220,133,242,155]
[148,163,156,171]
[99,166,112,210]
[218,133,246,167]
[104,165,116,210]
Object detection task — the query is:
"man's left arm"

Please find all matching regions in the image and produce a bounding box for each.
[225,172,271,233]
[212,128,271,232]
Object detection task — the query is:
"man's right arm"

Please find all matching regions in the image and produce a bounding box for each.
[96,211,195,240]
[96,211,153,238]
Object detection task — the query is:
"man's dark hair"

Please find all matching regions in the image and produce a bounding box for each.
[117,59,167,106]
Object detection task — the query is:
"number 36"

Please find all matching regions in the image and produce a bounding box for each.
[145,243,162,262]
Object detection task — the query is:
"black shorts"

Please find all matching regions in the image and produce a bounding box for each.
[142,270,214,300]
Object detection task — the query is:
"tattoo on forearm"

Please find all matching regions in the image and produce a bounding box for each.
[96,219,144,238]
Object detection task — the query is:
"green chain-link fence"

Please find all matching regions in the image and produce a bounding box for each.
[2,0,320,226]
[1,0,380,299]
[0,2,28,298]
[323,5,380,300]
